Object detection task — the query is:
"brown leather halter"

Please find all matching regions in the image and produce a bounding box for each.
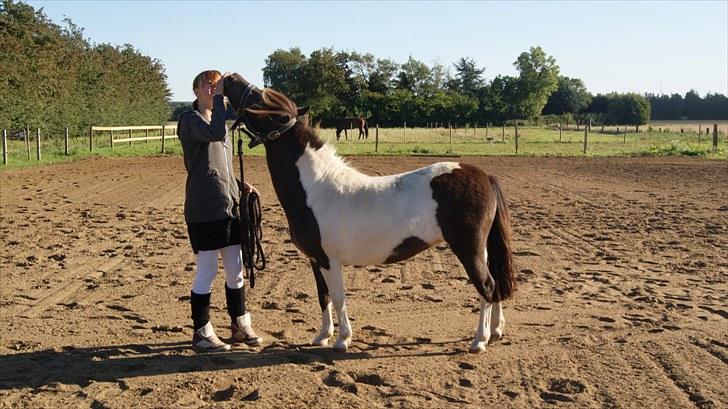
[230,83,297,149]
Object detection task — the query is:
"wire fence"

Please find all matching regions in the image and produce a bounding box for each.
[2,121,726,167]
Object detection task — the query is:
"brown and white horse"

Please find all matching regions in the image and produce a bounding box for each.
[224,74,516,353]
[335,117,368,141]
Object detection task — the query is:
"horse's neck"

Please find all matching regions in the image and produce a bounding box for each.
[265,125,365,209]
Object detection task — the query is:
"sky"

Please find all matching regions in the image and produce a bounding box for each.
[26,0,728,101]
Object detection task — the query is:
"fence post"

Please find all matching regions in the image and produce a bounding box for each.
[375,124,379,153]
[449,123,452,143]
[145,128,149,144]
[2,129,7,165]
[559,123,563,142]
[110,129,114,150]
[515,121,519,154]
[161,125,166,153]
[129,129,133,146]
[403,121,406,143]
[89,126,93,152]
[36,128,41,161]
[25,126,30,160]
[474,122,477,138]
[583,123,588,154]
[502,123,505,142]
[65,127,69,155]
[485,122,488,139]
[713,124,718,153]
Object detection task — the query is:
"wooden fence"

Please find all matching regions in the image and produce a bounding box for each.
[2,125,178,165]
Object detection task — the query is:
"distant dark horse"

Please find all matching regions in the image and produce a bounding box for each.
[336,117,368,141]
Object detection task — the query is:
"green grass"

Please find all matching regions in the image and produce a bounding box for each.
[1,125,725,170]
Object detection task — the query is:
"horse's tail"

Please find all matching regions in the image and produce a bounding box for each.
[486,175,516,302]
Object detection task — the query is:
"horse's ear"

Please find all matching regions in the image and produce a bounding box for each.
[297,106,310,117]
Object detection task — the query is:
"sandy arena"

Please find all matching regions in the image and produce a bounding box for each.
[0,155,726,408]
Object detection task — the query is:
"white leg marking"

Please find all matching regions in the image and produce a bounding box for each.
[312,302,334,346]
[489,302,505,343]
[470,296,492,353]
[321,261,352,351]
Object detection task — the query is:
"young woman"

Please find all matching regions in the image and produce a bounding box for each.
[177,70,262,352]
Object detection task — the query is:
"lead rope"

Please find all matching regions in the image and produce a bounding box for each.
[237,135,266,288]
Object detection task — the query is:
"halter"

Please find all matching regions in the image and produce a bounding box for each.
[230,83,297,148]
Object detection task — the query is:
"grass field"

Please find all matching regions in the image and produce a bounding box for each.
[1,122,726,169]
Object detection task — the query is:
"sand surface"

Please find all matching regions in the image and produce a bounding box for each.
[0,155,726,408]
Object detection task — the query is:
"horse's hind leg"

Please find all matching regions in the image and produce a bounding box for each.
[449,245,496,353]
[320,260,352,351]
[310,259,334,346]
[489,301,505,344]
[472,295,493,353]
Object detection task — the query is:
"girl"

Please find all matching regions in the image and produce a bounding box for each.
[177,70,262,352]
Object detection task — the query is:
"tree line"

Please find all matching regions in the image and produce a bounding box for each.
[0,1,170,136]
[263,47,726,128]
[647,91,727,121]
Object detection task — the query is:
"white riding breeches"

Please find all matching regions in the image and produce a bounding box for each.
[192,244,245,294]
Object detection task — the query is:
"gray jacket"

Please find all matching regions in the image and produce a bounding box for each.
[177,95,240,224]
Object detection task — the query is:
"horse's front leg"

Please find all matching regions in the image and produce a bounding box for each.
[320,260,352,351]
[310,259,333,346]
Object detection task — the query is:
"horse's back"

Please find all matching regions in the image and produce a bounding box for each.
[305,160,461,265]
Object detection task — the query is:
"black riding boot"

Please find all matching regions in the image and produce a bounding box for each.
[190,291,230,352]
[190,291,211,331]
[225,284,245,323]
[226,284,262,346]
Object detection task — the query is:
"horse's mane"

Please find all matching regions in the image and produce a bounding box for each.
[245,88,354,173]
[245,88,298,122]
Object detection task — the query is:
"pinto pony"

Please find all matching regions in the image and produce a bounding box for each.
[224,74,516,353]
[335,117,368,141]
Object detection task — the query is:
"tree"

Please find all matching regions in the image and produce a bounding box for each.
[542,76,591,115]
[395,56,431,95]
[513,46,560,119]
[367,58,398,95]
[0,0,170,134]
[262,47,308,101]
[452,57,485,96]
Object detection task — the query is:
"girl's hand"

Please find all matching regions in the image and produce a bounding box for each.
[238,180,260,196]
[244,182,260,196]
[214,72,231,96]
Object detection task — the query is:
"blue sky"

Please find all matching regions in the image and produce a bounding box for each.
[27,0,728,101]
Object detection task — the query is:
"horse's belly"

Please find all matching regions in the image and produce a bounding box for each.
[320,218,442,266]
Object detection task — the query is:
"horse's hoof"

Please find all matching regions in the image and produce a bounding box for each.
[333,338,350,352]
[312,337,330,347]
[489,329,503,344]
[469,340,487,354]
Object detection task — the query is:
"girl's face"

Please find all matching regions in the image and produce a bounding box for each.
[194,78,218,105]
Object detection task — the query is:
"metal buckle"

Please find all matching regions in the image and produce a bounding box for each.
[267,130,281,140]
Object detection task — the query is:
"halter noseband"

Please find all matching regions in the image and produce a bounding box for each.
[230,83,297,148]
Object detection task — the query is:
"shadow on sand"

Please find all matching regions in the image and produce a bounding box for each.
[0,337,468,390]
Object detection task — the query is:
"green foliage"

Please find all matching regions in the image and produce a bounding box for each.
[647,91,727,120]
[542,76,591,115]
[512,46,560,119]
[0,0,171,136]
[452,57,485,96]
[585,93,651,126]
[261,46,562,127]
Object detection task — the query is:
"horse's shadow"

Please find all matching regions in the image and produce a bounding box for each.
[0,338,467,390]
